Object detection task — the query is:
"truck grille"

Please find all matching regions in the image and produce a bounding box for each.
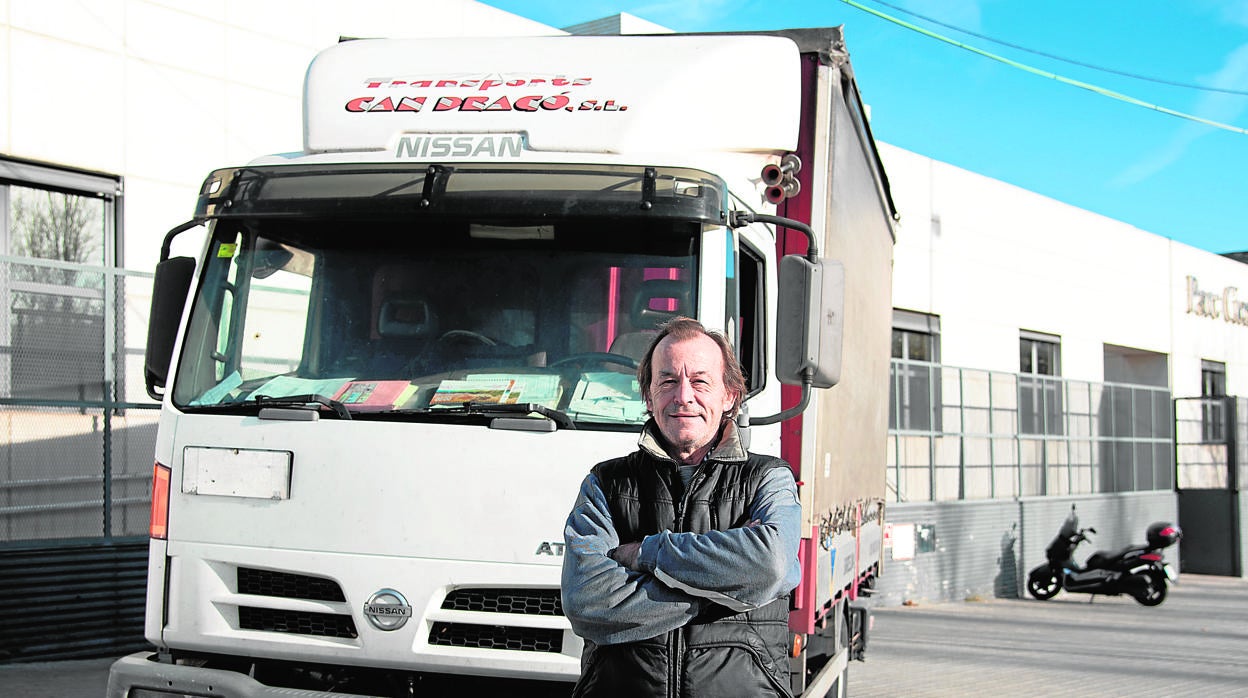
[238,606,358,639]
[440,588,563,616]
[237,567,346,602]
[428,622,562,653]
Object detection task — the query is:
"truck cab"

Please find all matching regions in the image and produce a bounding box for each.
[110,29,895,698]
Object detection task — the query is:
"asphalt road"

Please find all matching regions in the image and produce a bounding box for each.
[2,574,1245,697]
[851,573,1248,697]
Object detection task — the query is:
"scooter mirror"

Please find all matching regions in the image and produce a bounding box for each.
[1088,527,1097,534]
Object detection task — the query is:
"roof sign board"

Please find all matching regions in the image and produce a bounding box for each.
[304,35,801,157]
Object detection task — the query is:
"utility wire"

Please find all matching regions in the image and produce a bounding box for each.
[862,0,1248,97]
[839,0,1248,135]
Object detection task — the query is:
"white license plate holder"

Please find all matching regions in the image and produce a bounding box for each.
[182,446,292,500]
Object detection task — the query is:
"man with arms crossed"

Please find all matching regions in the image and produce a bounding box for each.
[562,317,801,697]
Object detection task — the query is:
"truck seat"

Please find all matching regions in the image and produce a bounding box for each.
[607,279,690,362]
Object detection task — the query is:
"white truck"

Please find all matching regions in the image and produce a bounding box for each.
[108,27,896,698]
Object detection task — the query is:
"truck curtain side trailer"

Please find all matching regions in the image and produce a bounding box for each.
[108,27,896,698]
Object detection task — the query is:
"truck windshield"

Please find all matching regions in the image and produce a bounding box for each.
[170,218,699,429]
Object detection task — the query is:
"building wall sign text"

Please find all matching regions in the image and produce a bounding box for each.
[1186,275,1248,327]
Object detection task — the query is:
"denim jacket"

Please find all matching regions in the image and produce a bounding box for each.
[561,421,802,646]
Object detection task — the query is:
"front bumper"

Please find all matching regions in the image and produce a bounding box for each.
[107,652,363,698]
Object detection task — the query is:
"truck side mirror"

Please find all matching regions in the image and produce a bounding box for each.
[776,255,844,388]
[145,256,196,400]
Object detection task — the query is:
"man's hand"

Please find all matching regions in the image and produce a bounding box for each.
[608,541,643,570]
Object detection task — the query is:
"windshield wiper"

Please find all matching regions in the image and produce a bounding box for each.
[183,393,353,420]
[257,394,353,420]
[401,402,575,430]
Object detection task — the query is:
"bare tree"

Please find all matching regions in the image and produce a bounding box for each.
[10,187,102,312]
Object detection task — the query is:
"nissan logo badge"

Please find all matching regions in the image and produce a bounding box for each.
[363,588,412,631]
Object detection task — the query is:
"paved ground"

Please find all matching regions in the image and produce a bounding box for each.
[2,574,1245,697]
[851,573,1248,697]
[0,657,113,698]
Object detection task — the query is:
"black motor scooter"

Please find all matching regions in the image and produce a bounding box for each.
[1026,506,1180,606]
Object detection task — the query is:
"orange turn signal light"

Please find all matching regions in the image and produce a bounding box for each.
[150,462,171,540]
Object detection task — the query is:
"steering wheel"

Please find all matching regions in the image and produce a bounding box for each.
[438,329,496,346]
[549,352,639,370]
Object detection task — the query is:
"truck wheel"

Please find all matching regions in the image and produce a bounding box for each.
[1027,570,1060,600]
[1133,571,1167,606]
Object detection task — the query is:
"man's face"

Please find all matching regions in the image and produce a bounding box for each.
[645,334,739,463]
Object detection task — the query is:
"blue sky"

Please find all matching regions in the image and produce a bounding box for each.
[485,0,1248,254]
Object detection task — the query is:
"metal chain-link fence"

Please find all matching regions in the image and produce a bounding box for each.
[0,256,159,544]
[888,360,1174,502]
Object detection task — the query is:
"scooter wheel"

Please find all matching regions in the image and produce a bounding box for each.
[1027,570,1060,600]
[1133,571,1167,607]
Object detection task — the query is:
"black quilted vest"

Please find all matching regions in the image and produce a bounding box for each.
[572,423,794,698]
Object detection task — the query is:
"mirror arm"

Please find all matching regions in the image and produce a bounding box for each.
[160,218,206,262]
[746,370,813,426]
[729,211,819,260]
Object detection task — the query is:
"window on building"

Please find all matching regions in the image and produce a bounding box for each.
[1019,331,1063,435]
[1201,359,1227,443]
[0,158,120,402]
[890,310,940,431]
[1099,344,1173,494]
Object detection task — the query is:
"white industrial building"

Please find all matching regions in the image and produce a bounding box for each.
[876,142,1245,604]
[885,142,1248,395]
[0,0,1242,659]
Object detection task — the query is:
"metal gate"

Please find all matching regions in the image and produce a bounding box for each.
[0,540,150,661]
[1174,396,1244,576]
